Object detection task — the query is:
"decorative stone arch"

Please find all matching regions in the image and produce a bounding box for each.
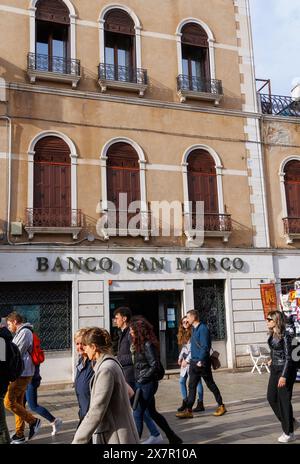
[98,4,142,69]
[100,137,147,212]
[176,18,216,79]
[28,130,78,213]
[279,156,300,218]
[28,0,77,61]
[181,144,224,217]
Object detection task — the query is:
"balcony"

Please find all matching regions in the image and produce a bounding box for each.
[98,63,148,97]
[259,94,300,117]
[25,208,83,240]
[99,209,151,241]
[184,212,232,243]
[177,75,223,105]
[283,217,300,244]
[27,53,81,88]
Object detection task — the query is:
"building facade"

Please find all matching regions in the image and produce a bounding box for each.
[0,0,283,383]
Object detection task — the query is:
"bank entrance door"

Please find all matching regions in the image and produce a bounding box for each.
[109,290,182,369]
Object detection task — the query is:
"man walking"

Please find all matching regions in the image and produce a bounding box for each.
[0,323,13,444]
[113,307,163,444]
[4,312,41,443]
[176,309,227,419]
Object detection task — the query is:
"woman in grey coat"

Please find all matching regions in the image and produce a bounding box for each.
[72,327,139,445]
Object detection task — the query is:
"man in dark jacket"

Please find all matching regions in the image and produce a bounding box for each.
[0,324,13,444]
[113,307,163,444]
[176,309,227,419]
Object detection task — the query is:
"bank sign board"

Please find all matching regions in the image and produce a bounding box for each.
[36,256,245,273]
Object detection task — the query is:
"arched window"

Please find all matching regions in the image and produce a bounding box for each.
[102,9,136,83]
[33,136,71,227]
[35,0,70,73]
[284,160,300,218]
[181,23,210,91]
[187,149,218,214]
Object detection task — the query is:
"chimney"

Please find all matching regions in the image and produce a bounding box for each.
[291,77,300,101]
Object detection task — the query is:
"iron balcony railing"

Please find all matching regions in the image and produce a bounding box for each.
[98,63,148,85]
[283,217,300,235]
[25,208,82,228]
[177,75,223,95]
[28,53,81,76]
[103,209,151,230]
[259,94,300,117]
[188,213,232,232]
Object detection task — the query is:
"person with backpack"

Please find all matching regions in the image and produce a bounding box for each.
[4,312,41,444]
[129,316,183,444]
[0,324,14,444]
[113,307,163,445]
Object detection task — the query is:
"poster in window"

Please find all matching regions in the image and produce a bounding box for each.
[260,283,278,319]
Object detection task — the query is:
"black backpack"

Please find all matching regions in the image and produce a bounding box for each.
[154,359,165,381]
[7,341,24,381]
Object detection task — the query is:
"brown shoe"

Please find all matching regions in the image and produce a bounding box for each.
[176,409,193,419]
[213,404,227,416]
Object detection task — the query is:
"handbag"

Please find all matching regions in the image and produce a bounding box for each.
[210,349,221,370]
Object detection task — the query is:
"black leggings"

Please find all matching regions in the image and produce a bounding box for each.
[267,367,297,435]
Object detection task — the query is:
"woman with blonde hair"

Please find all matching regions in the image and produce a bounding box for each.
[267,311,298,443]
[177,316,205,412]
[72,327,139,444]
[74,328,94,426]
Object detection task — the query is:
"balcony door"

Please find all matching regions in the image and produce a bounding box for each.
[34,136,71,227]
[181,23,210,91]
[107,142,140,228]
[188,150,218,213]
[104,9,135,81]
[285,160,300,218]
[35,0,70,73]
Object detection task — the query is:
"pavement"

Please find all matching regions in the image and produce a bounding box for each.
[5,369,300,445]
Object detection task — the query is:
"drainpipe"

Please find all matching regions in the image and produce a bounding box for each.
[0,116,12,245]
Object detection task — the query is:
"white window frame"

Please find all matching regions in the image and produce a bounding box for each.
[176,18,216,79]
[28,130,78,217]
[29,0,77,62]
[100,137,148,239]
[98,4,142,70]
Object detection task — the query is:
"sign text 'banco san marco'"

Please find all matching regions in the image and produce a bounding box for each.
[36,256,245,273]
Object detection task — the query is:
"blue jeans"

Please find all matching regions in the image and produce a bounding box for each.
[179,373,204,401]
[25,383,55,423]
[128,381,159,437]
[133,381,176,441]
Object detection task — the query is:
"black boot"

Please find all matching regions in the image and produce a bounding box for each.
[193,400,205,412]
[177,398,187,412]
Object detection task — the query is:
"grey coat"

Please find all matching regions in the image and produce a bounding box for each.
[72,354,139,445]
[13,323,34,377]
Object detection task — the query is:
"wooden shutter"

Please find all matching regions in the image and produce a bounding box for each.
[36,0,70,25]
[285,160,300,217]
[34,137,71,226]
[188,150,218,213]
[104,9,135,35]
[182,23,208,48]
[107,143,140,209]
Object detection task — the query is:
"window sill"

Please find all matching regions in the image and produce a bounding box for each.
[27,69,81,88]
[185,230,232,244]
[98,78,148,97]
[285,233,300,245]
[100,228,150,241]
[25,226,82,240]
[178,89,223,106]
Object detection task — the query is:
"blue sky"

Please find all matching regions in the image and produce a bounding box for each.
[250,0,300,96]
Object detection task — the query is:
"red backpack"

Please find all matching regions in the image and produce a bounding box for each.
[31,332,45,366]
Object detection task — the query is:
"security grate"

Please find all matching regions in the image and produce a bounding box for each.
[0,282,72,351]
[193,280,226,341]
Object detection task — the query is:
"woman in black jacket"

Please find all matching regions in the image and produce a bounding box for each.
[267,311,298,443]
[129,316,182,444]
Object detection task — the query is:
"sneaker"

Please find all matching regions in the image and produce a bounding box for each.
[176,409,193,419]
[141,434,164,445]
[193,400,205,412]
[10,434,26,444]
[51,418,63,436]
[278,432,296,443]
[213,404,227,417]
[28,418,41,441]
